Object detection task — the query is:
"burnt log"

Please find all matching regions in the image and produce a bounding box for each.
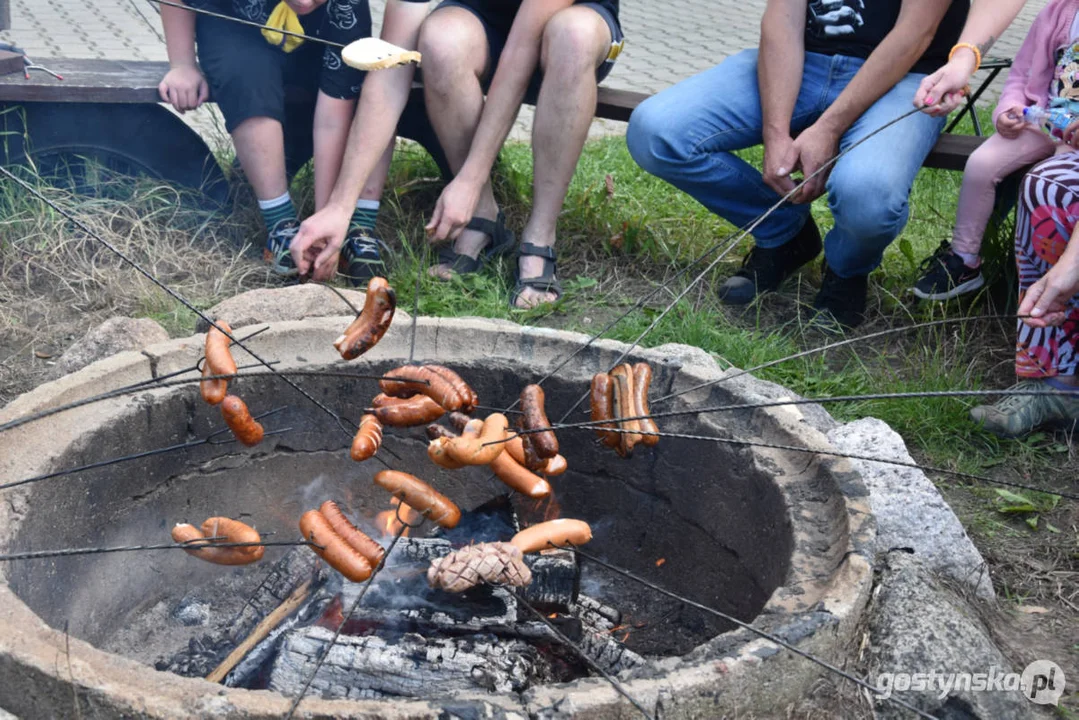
[269,627,546,699]
[520,549,578,612]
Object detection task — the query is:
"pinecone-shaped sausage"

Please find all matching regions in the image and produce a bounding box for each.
[426,542,532,593]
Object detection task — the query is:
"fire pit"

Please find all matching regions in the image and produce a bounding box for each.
[0,315,874,718]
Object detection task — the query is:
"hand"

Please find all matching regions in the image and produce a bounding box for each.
[788,123,840,204]
[1019,263,1079,328]
[762,133,799,198]
[995,107,1024,139]
[1063,117,1079,148]
[291,204,352,281]
[158,64,209,113]
[914,54,976,116]
[425,177,482,243]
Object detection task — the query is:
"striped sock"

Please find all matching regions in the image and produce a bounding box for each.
[258,192,297,230]
[350,199,380,232]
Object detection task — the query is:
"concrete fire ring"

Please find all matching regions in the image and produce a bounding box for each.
[0,316,876,719]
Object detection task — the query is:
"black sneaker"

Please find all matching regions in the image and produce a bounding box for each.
[263,218,300,277]
[811,263,867,330]
[340,228,388,287]
[912,242,984,300]
[718,218,823,305]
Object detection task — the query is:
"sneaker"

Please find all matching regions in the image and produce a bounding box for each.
[717,218,822,305]
[970,380,1079,438]
[263,218,300,277]
[811,264,867,330]
[912,242,984,301]
[340,228,388,287]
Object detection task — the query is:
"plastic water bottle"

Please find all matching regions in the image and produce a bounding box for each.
[1022,105,1079,141]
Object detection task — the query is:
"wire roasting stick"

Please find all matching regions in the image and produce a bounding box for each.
[0,540,320,563]
[0,166,359,441]
[514,593,655,720]
[562,544,939,720]
[651,314,1034,406]
[592,426,1079,502]
[555,107,925,425]
[149,0,345,48]
[0,369,428,435]
[0,407,291,492]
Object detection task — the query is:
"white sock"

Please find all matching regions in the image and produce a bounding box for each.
[258,191,292,210]
[356,198,380,211]
[954,250,980,268]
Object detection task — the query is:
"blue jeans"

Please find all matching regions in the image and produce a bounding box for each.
[626,49,947,278]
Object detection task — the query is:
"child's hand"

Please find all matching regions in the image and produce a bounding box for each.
[158,65,209,113]
[995,107,1024,139]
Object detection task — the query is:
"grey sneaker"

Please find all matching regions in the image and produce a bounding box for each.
[970,380,1079,438]
[340,228,388,287]
[263,218,300,277]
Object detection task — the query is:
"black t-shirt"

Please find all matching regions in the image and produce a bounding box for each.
[185,0,425,25]
[803,0,969,74]
[455,0,620,26]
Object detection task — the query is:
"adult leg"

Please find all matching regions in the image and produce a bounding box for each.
[417,5,499,277]
[514,5,612,307]
[822,72,947,280]
[627,49,826,248]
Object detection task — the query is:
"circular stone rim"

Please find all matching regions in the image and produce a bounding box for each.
[0,316,875,719]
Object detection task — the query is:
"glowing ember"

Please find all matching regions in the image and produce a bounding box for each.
[655,558,666,567]
[374,497,419,537]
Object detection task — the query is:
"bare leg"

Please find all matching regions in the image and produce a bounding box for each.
[517,7,610,308]
[230,116,290,201]
[418,7,499,278]
[313,91,358,210]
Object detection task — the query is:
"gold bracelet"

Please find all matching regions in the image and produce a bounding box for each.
[949,43,982,72]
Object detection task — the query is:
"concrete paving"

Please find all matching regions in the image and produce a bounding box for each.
[0,0,1052,146]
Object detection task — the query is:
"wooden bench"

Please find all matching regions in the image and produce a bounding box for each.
[0,57,1007,200]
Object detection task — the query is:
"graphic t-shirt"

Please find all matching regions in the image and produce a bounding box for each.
[1051,10,1079,103]
[803,0,969,74]
[184,0,424,26]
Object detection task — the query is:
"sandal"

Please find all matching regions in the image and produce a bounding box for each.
[511,242,563,309]
[433,211,516,276]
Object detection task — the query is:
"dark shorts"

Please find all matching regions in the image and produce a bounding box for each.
[432,0,623,96]
[195,2,372,133]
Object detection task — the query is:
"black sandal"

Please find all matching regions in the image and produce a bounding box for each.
[433,211,516,276]
[511,243,563,308]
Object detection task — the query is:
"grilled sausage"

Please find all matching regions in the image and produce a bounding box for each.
[373,470,461,528]
[171,517,264,566]
[425,423,458,441]
[371,394,446,427]
[520,385,558,459]
[519,433,547,471]
[632,362,659,447]
[379,365,466,411]
[510,519,592,554]
[445,413,508,466]
[425,364,479,412]
[609,364,641,457]
[590,373,620,448]
[199,362,228,406]
[205,320,237,376]
[334,277,396,361]
[300,510,373,582]
[350,414,383,462]
[220,395,265,446]
[318,500,385,566]
[506,436,567,476]
[489,451,551,498]
[428,436,467,470]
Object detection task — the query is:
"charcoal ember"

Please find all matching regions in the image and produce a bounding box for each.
[427,542,532,593]
[269,627,545,699]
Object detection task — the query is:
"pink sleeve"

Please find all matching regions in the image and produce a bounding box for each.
[993,3,1061,124]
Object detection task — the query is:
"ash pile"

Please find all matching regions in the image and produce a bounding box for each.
[159,499,642,701]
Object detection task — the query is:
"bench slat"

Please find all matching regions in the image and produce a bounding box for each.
[0,57,988,172]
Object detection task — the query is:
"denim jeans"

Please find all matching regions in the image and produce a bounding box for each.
[626,49,947,278]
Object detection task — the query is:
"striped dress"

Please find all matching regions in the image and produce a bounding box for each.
[1015,152,1079,378]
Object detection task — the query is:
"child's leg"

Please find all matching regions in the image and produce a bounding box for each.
[953,130,1055,261]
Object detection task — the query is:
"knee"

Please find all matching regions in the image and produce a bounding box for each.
[963,144,1009,187]
[829,169,908,237]
[541,9,605,76]
[417,15,475,86]
[627,96,688,176]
